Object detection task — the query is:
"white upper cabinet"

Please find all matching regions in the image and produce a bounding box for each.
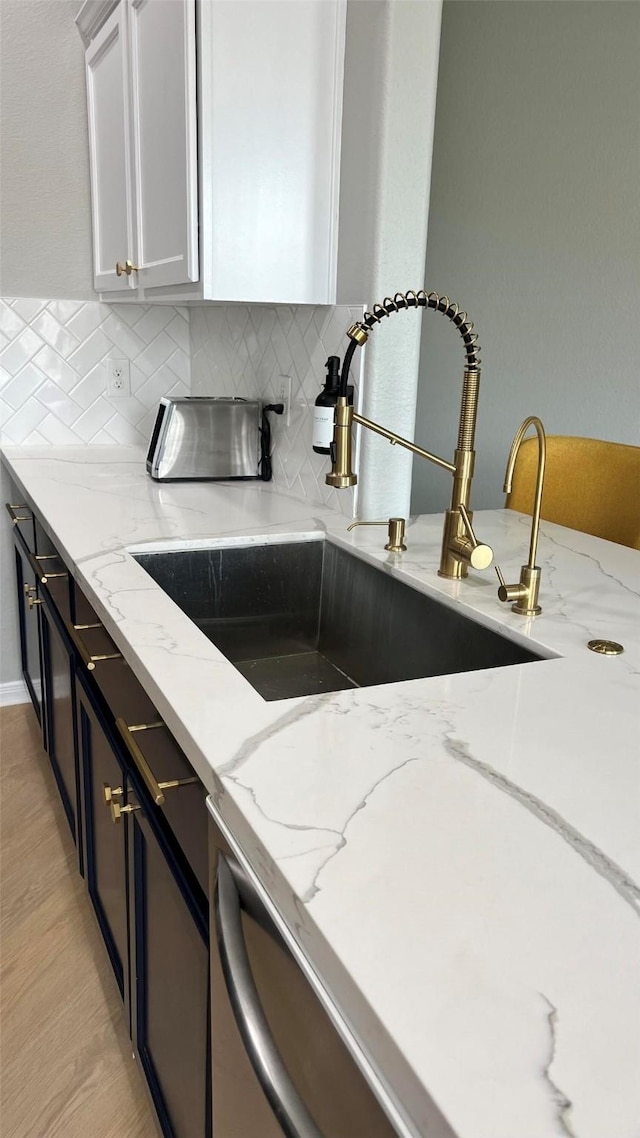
[85,5,134,293]
[81,0,198,295]
[128,0,198,289]
[198,0,345,304]
[78,0,361,304]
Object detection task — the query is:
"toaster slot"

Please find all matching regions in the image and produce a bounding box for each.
[146,400,169,477]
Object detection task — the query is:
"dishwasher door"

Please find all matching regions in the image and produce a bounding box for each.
[208,812,400,1138]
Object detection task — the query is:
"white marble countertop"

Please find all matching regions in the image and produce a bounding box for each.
[3,445,639,1138]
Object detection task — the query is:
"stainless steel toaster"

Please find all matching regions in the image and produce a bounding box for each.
[146,397,262,482]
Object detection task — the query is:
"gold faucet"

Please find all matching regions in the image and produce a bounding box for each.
[347,517,407,552]
[495,415,547,616]
[325,290,493,580]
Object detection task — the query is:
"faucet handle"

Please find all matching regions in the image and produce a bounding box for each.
[347,517,407,553]
[495,564,542,614]
[460,540,493,571]
[495,564,522,603]
[451,504,493,570]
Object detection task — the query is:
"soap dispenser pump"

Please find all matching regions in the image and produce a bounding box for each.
[313,356,353,455]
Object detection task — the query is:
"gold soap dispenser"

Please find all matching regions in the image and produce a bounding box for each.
[495,415,547,616]
[347,517,407,552]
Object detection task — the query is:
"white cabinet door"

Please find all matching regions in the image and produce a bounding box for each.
[200,0,346,304]
[85,5,136,293]
[129,0,198,290]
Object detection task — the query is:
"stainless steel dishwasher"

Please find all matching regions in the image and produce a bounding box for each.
[207,799,402,1138]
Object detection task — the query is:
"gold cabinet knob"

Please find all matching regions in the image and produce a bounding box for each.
[115,260,139,277]
[103,783,123,805]
[110,801,141,825]
[27,595,43,609]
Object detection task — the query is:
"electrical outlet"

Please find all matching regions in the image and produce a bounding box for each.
[278,375,292,427]
[106,358,130,398]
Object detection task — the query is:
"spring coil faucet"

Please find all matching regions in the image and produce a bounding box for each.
[326,290,493,580]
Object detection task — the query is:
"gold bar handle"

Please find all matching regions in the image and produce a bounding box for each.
[64,618,122,671]
[115,718,197,806]
[85,653,122,669]
[27,551,68,586]
[5,503,33,524]
[111,801,141,824]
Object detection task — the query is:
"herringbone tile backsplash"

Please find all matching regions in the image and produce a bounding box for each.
[191,303,363,514]
[0,298,190,446]
[0,296,362,512]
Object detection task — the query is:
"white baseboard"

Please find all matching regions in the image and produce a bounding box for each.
[0,679,30,707]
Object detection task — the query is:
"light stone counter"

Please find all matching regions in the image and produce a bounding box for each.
[2,445,639,1138]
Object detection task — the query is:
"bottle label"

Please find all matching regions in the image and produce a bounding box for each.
[312,406,336,449]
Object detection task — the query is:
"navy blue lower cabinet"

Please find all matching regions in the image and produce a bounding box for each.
[75,672,129,1004]
[126,781,211,1138]
[12,535,44,729]
[40,597,80,854]
[8,497,211,1138]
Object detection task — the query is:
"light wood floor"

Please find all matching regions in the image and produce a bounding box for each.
[0,701,158,1138]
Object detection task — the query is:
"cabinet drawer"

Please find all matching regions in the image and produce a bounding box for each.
[73,583,208,898]
[5,500,36,553]
[37,562,71,626]
[73,578,103,627]
[33,520,72,624]
[11,527,44,723]
[128,781,210,1138]
[117,716,208,899]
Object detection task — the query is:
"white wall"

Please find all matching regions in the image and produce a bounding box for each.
[340,0,442,520]
[0,0,94,300]
[412,0,640,515]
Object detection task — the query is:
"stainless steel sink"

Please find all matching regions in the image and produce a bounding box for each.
[132,539,543,701]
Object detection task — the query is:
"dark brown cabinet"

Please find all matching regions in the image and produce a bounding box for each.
[76,673,130,1001]
[40,601,79,846]
[9,502,79,852]
[128,783,210,1138]
[75,668,211,1137]
[6,494,210,1138]
[12,536,44,726]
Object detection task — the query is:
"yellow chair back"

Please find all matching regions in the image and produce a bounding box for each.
[506,435,640,550]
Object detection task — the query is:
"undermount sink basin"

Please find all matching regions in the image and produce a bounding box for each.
[132,539,543,701]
